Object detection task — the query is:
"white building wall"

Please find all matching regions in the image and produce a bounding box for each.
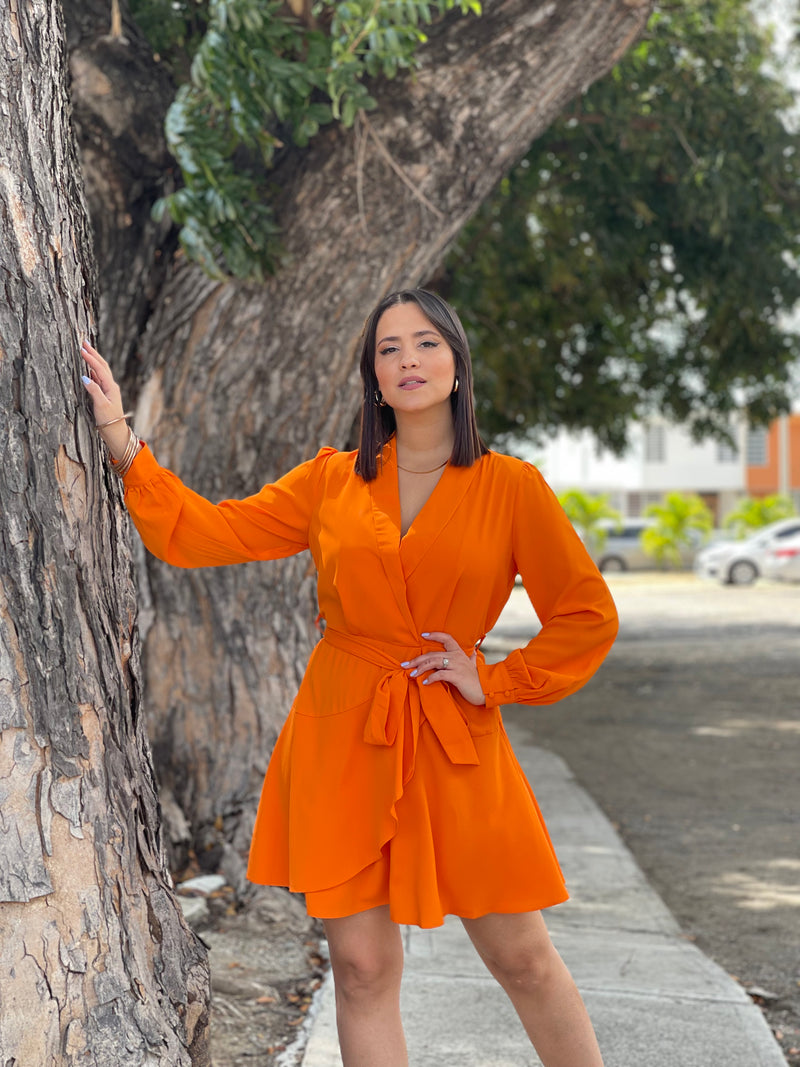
[529,418,747,519]
[641,420,745,492]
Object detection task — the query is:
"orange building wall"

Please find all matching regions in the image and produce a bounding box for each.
[746,415,800,495]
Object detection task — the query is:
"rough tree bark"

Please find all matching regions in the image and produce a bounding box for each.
[0,2,210,1063]
[64,0,654,883]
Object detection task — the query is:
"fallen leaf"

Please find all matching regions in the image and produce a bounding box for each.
[256,995,277,1005]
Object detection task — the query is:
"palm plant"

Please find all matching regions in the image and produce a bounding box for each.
[722,495,796,540]
[558,490,622,554]
[642,492,713,568]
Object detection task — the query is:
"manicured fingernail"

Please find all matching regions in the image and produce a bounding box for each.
[409,669,418,677]
[81,375,91,385]
[400,661,410,668]
[422,678,430,685]
[421,632,430,638]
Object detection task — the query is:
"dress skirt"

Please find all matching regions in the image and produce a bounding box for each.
[296,705,568,929]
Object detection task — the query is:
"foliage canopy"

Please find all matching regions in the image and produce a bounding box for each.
[441,0,800,451]
[132,0,481,279]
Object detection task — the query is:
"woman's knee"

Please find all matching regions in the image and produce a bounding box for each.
[487,940,560,992]
[324,909,404,1001]
[463,912,562,993]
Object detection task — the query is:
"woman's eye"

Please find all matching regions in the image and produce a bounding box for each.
[378,346,397,356]
[420,340,439,348]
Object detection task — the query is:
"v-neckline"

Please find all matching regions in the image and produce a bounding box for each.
[369,440,484,588]
[386,441,450,543]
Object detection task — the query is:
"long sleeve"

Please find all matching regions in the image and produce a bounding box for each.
[476,463,618,707]
[121,443,337,567]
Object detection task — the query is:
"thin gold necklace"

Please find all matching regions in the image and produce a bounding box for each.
[397,458,449,474]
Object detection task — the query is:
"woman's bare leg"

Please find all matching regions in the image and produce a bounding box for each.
[461,910,604,1067]
[322,905,408,1067]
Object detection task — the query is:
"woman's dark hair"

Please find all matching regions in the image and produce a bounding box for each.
[354,288,488,481]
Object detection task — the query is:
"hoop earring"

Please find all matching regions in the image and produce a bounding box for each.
[374,390,388,407]
[452,377,459,394]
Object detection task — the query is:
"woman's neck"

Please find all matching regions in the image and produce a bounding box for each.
[393,408,455,463]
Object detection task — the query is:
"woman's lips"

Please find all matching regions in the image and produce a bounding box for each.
[398,378,425,389]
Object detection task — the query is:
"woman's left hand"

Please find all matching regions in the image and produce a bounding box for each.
[403,632,486,706]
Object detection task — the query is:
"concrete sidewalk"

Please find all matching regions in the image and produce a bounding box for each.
[300,725,787,1066]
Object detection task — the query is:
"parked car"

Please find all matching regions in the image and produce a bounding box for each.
[586,518,705,573]
[694,517,800,585]
[590,518,655,573]
[763,532,800,582]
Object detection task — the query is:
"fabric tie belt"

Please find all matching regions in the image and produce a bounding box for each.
[322,627,481,780]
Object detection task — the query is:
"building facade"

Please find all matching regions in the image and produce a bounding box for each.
[534,413,800,524]
[745,414,800,509]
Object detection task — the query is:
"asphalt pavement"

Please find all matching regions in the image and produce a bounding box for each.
[298,583,789,1067]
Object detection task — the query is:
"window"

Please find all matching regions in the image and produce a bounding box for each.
[716,440,738,463]
[746,428,768,466]
[774,523,800,541]
[644,424,666,463]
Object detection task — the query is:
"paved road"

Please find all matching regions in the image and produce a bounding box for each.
[498,573,800,1065]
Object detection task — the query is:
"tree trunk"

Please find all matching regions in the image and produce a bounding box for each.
[65,0,653,883]
[0,2,210,1062]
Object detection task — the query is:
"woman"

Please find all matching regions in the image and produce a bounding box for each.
[82,288,618,1067]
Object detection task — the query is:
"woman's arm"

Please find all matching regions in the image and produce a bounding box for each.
[80,339,332,567]
[476,463,619,708]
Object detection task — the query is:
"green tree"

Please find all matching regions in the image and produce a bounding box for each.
[723,493,797,538]
[133,0,481,278]
[558,490,622,553]
[642,492,713,566]
[440,0,800,452]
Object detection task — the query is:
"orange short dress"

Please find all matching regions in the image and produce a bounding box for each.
[123,440,618,928]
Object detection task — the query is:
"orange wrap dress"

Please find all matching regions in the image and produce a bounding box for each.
[122,439,618,928]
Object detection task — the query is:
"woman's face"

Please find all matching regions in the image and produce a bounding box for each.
[373,302,457,416]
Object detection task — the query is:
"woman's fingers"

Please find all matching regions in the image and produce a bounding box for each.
[399,631,485,705]
[79,338,124,424]
[418,649,486,707]
[421,630,459,650]
[401,631,460,674]
[81,341,115,390]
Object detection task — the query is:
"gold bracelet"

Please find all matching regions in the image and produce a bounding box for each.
[97,411,134,429]
[110,427,142,478]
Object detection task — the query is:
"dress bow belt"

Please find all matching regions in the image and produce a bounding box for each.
[322,627,480,778]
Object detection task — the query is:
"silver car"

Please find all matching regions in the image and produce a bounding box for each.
[586,518,652,573]
[763,532,800,582]
[694,517,800,585]
[588,518,703,573]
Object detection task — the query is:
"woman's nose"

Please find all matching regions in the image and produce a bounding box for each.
[400,348,420,368]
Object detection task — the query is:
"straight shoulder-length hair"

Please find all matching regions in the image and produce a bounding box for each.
[354,288,488,481]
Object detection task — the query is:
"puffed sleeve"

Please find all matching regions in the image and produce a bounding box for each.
[121,443,337,567]
[476,463,618,707]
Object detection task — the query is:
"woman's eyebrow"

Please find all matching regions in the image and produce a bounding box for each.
[377,330,441,345]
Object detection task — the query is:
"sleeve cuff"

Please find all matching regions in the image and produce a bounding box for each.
[476,656,518,709]
[121,442,159,488]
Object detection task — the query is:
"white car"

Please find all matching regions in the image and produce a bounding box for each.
[694,517,800,585]
[763,532,800,582]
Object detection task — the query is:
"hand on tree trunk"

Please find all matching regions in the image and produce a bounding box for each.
[81,340,132,459]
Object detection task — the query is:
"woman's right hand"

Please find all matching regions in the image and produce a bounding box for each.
[80,340,131,461]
